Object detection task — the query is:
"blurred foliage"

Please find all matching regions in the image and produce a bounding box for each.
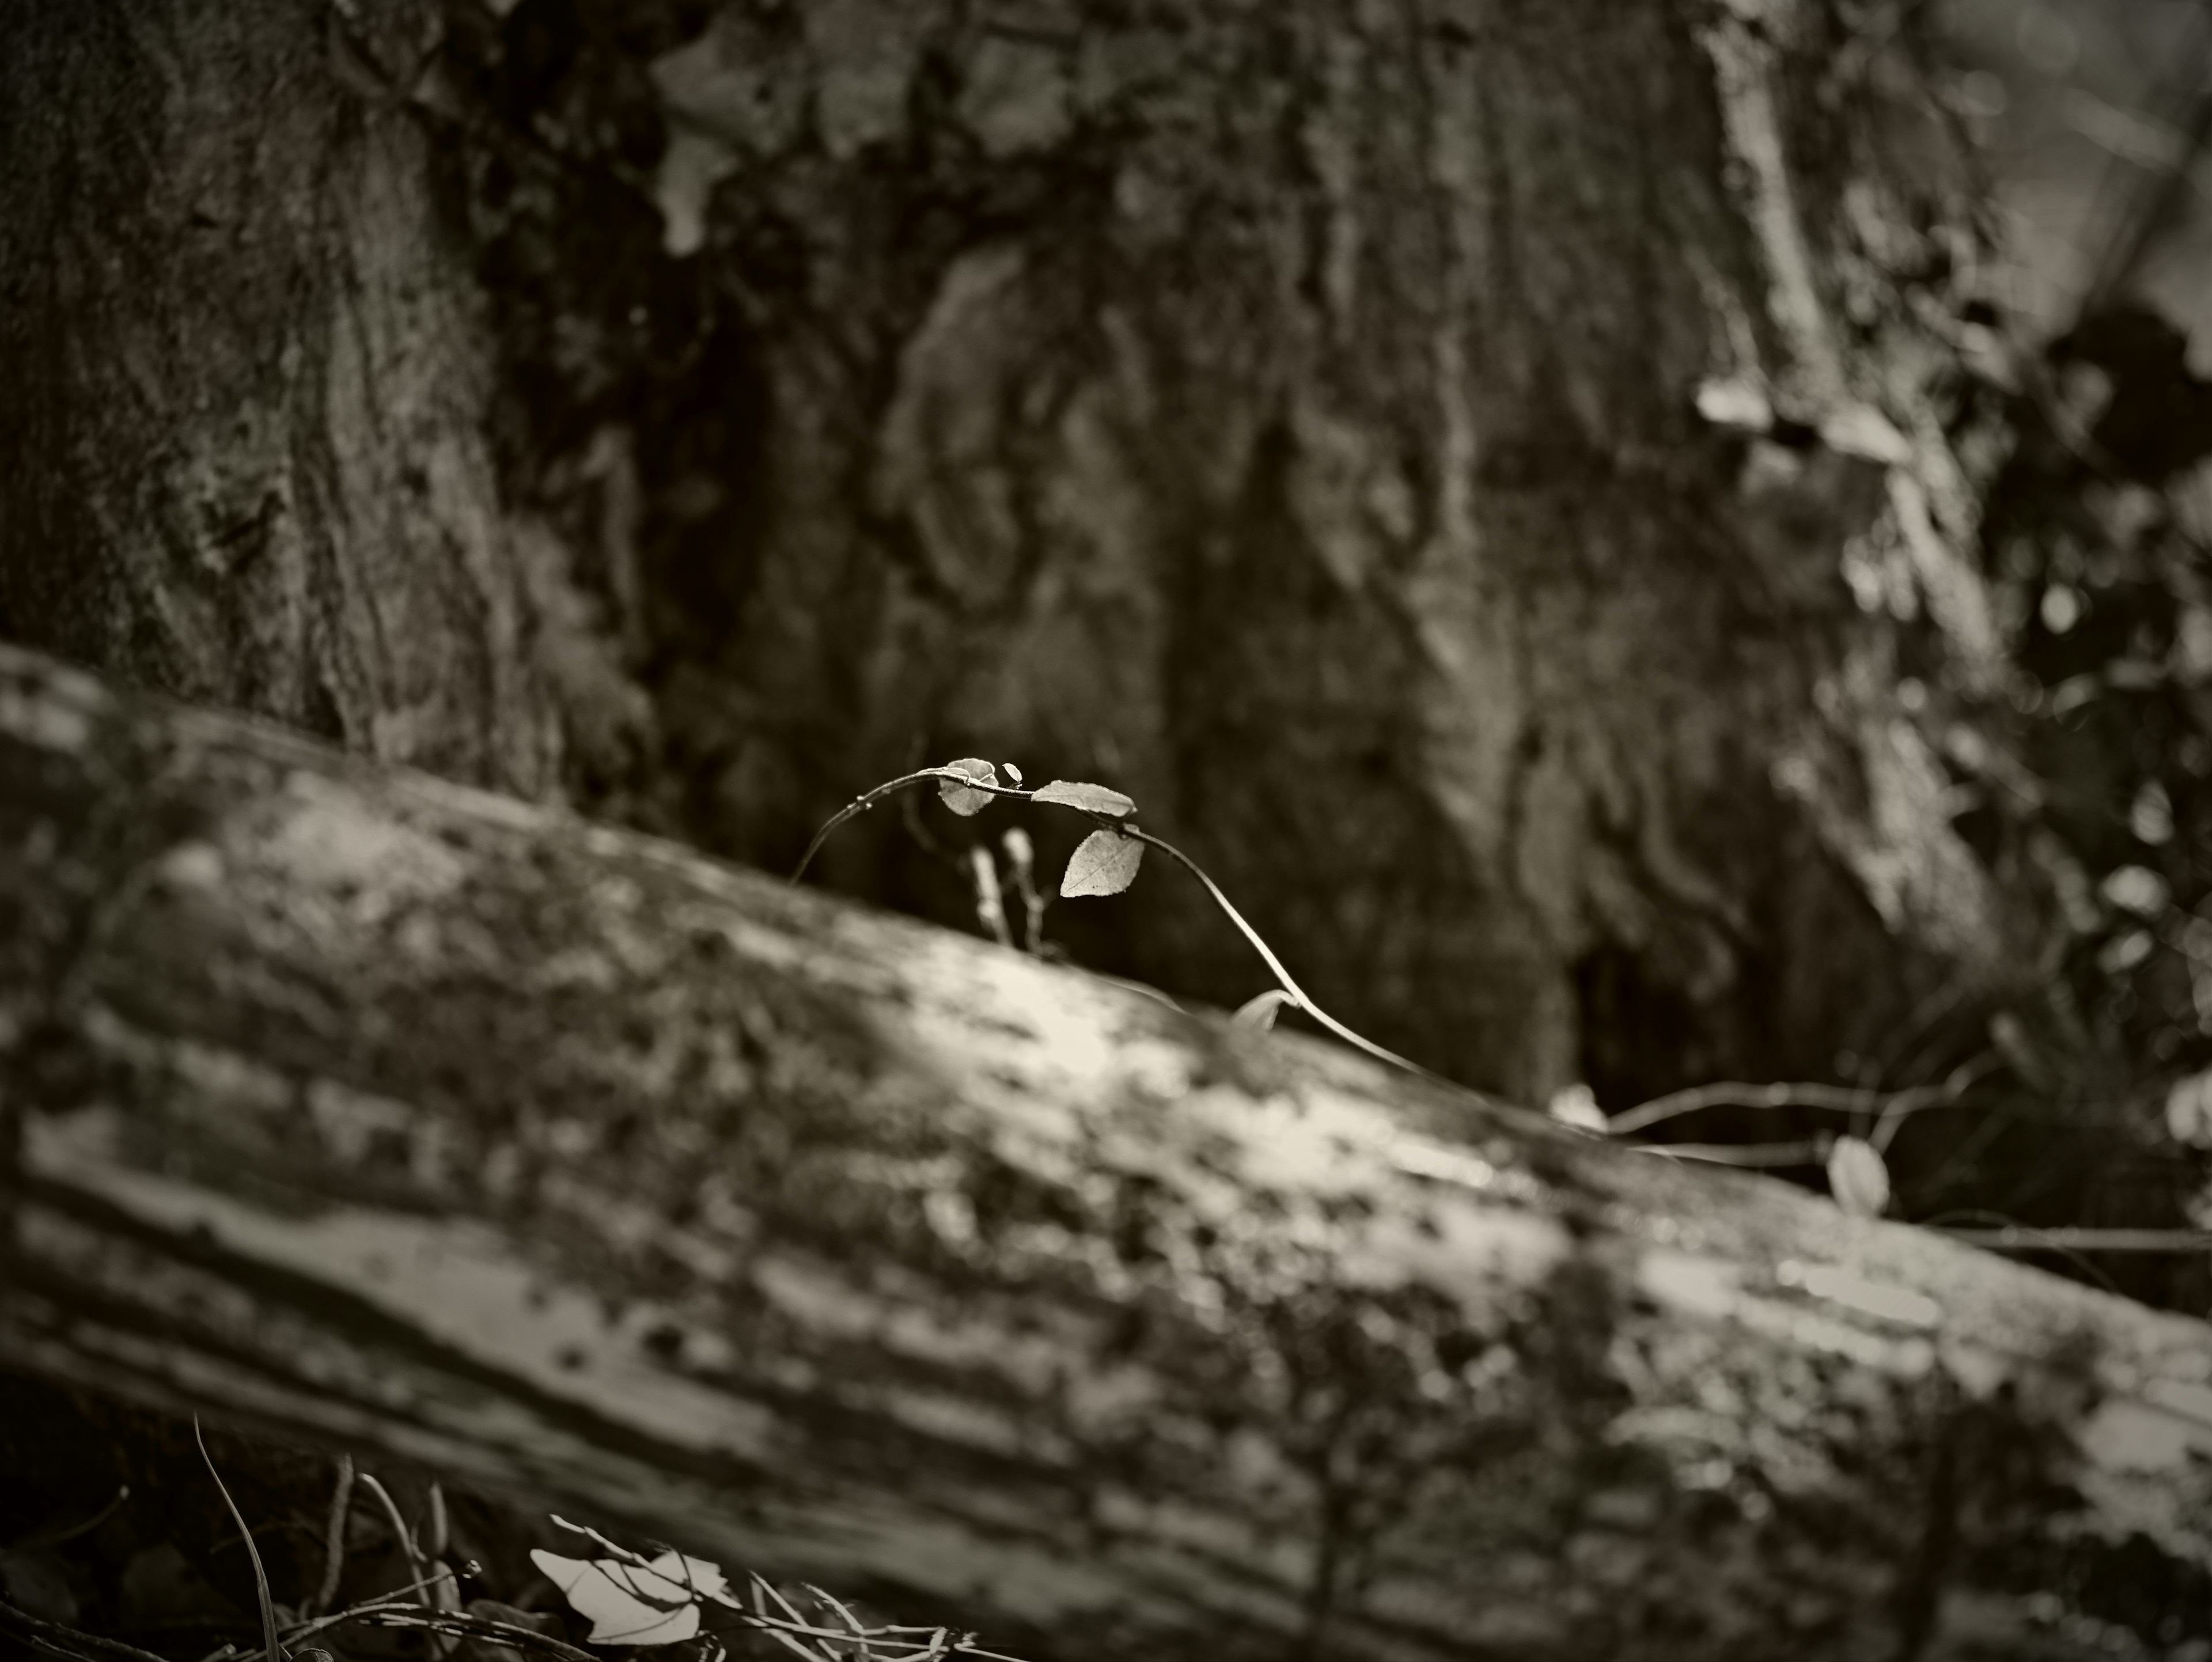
[1865,0,2212,1308]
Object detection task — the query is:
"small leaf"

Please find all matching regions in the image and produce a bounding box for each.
[1003,762,1024,784]
[1546,1084,1608,1134]
[1061,828,1142,897]
[1825,1135,1891,1219]
[1233,990,1294,1032]
[2165,1069,2212,1149]
[1030,779,1137,818]
[937,758,997,817]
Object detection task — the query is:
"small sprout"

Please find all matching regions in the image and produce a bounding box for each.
[1029,779,1137,818]
[938,758,998,816]
[1547,1083,1609,1133]
[1825,1134,1891,1218]
[1233,989,1294,1032]
[1003,762,1024,784]
[1062,828,1143,896]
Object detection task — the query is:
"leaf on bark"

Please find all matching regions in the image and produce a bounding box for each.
[1061,829,1142,897]
[528,1550,725,1646]
[937,758,998,817]
[1029,779,1137,818]
[1825,1135,1891,1219]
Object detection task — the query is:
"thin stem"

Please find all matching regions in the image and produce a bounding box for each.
[791,771,1034,885]
[1123,828,1453,1090]
[1637,1139,1827,1168]
[1604,1053,1995,1142]
[307,1453,354,1618]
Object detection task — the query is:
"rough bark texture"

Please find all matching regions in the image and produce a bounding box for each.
[3,646,2209,1662]
[0,0,588,796]
[0,0,2026,1109]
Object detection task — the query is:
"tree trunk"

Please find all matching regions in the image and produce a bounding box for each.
[0,0,2024,1110]
[3,644,2208,1661]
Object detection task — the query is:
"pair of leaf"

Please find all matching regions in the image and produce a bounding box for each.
[937,760,1144,898]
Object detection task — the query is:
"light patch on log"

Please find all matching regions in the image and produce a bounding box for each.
[248,776,468,922]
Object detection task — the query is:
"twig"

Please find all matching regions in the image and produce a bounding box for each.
[792,770,1028,884]
[1915,1210,2126,1296]
[306,1453,353,1618]
[0,1603,176,1662]
[11,1486,129,1552]
[1638,1140,1827,1168]
[1937,1226,2212,1253]
[1605,1054,1994,1142]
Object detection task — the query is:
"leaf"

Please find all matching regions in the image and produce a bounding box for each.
[1003,762,1024,784]
[1030,779,1137,818]
[1825,1135,1891,1219]
[1061,828,1142,897]
[2165,1070,2212,1149]
[937,758,997,817]
[529,1549,712,1645]
[1233,990,1294,1032]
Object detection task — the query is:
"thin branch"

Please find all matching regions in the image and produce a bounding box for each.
[792,771,1033,885]
[0,1604,177,1662]
[306,1453,354,1618]
[1937,1226,2212,1254]
[1638,1140,1827,1168]
[1605,1054,1995,1142]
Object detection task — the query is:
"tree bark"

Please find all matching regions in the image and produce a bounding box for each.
[2,644,2209,1661]
[0,0,2028,1111]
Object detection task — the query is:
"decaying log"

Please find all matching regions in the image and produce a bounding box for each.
[1,642,2209,1661]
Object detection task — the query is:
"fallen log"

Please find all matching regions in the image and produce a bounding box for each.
[1,642,2208,1661]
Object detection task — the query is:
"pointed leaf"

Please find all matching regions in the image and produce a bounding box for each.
[1061,828,1143,896]
[937,758,997,817]
[1030,779,1137,818]
[1825,1135,1890,1219]
[1233,990,1294,1032]
[644,1550,743,1611]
